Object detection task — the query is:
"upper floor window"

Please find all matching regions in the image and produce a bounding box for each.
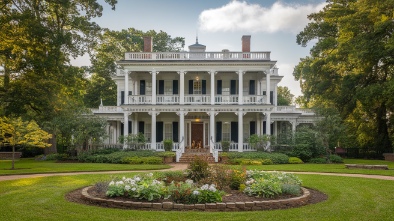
[193,81,202,94]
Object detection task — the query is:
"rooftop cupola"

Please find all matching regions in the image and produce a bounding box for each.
[188,36,206,52]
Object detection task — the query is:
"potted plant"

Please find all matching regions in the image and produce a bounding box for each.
[158,151,175,163]
[163,139,173,152]
[221,140,230,152]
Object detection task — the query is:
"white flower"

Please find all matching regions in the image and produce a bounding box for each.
[131,187,136,191]
[125,185,131,191]
[193,190,200,195]
[209,184,217,192]
[115,181,124,186]
[147,173,153,177]
[200,184,209,190]
[185,179,194,184]
[109,181,115,186]
[122,176,126,180]
[134,176,141,182]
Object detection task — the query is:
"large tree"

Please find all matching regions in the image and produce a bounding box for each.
[0,0,117,121]
[294,0,394,154]
[85,29,185,107]
[277,86,294,106]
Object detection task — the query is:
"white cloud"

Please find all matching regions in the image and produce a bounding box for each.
[277,63,302,97]
[199,0,326,33]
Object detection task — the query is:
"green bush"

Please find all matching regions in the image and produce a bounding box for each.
[226,152,289,164]
[45,153,69,161]
[121,156,163,164]
[288,157,304,164]
[309,158,327,164]
[261,159,274,165]
[186,157,210,182]
[240,159,262,165]
[163,139,173,151]
[329,154,344,163]
[281,184,302,195]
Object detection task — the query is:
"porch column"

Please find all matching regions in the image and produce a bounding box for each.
[238,109,244,152]
[151,70,157,105]
[178,110,185,153]
[151,110,157,150]
[266,112,271,135]
[256,113,261,135]
[124,70,129,104]
[210,70,215,105]
[179,71,185,105]
[266,70,271,104]
[133,113,138,135]
[209,109,215,153]
[123,112,129,149]
[291,120,297,134]
[257,80,261,96]
[238,70,244,105]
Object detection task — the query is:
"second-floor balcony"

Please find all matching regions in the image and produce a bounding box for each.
[127,95,267,105]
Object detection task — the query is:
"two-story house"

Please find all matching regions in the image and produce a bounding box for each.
[92,35,315,162]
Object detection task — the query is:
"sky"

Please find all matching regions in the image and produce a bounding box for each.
[71,0,327,97]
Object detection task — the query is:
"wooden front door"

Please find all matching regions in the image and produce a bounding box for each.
[191,123,204,148]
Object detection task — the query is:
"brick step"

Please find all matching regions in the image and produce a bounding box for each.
[179,151,216,163]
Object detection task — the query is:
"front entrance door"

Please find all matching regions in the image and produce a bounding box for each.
[191,123,204,148]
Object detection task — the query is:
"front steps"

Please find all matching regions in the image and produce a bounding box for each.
[178,147,216,163]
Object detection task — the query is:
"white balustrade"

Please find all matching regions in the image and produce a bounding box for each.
[229,142,238,151]
[156,95,180,104]
[184,95,211,104]
[242,95,266,104]
[275,106,296,112]
[172,143,180,151]
[156,143,164,151]
[125,52,270,61]
[128,95,152,104]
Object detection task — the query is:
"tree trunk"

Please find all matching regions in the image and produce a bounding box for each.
[11,145,15,170]
[376,103,392,155]
[44,134,57,155]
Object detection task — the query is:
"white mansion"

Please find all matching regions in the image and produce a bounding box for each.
[92,35,315,161]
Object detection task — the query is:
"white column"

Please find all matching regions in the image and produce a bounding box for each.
[238,70,244,105]
[178,110,185,153]
[274,121,278,136]
[151,70,157,105]
[123,112,129,149]
[209,110,215,153]
[133,113,138,135]
[117,82,121,106]
[266,112,271,135]
[238,109,243,152]
[124,71,129,104]
[291,120,297,134]
[257,80,261,96]
[266,71,271,104]
[210,71,215,105]
[179,71,185,105]
[151,110,156,150]
[256,113,261,135]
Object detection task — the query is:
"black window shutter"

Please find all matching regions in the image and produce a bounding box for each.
[173,80,178,94]
[263,91,266,96]
[158,80,164,94]
[121,123,124,136]
[270,91,274,104]
[202,80,206,94]
[217,80,222,95]
[249,80,255,95]
[250,121,256,135]
[263,121,266,134]
[156,122,164,142]
[216,121,222,142]
[189,80,193,94]
[231,122,238,142]
[172,122,179,142]
[121,91,125,104]
[271,122,274,135]
[230,80,236,95]
[140,80,145,95]
[128,121,132,134]
[138,121,144,134]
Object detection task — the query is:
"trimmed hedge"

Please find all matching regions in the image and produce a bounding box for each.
[77,150,163,164]
[226,152,289,164]
[288,157,304,164]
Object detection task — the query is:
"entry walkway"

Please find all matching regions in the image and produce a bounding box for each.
[1,163,394,181]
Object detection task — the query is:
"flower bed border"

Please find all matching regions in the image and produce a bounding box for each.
[80,186,311,211]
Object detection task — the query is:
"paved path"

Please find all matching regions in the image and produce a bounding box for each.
[1,163,394,181]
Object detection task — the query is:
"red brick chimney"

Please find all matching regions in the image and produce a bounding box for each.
[242,35,251,52]
[143,36,153,52]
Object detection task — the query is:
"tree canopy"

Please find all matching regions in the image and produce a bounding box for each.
[294,0,394,153]
[277,86,294,106]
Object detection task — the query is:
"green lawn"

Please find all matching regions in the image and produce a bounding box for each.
[0,172,393,221]
[0,158,171,175]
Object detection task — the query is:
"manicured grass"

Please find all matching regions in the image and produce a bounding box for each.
[238,158,394,176]
[0,158,171,175]
[0,172,393,220]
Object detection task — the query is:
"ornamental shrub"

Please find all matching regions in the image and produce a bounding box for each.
[240,159,262,165]
[186,157,210,182]
[288,157,304,164]
[261,159,274,165]
[329,154,344,163]
[309,157,327,164]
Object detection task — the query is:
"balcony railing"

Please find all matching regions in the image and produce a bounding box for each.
[214,142,256,151]
[125,95,267,105]
[125,51,271,61]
